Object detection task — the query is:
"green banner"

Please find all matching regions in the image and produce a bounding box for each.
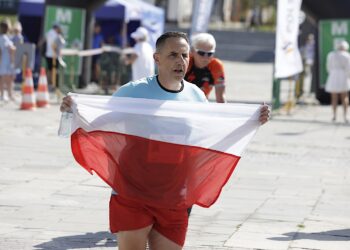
[44,5,86,75]
[319,20,350,88]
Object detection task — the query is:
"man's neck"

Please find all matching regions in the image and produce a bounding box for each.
[157,74,182,91]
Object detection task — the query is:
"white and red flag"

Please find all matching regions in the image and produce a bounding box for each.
[69,94,261,209]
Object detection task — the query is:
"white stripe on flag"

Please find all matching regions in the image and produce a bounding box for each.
[70,94,261,156]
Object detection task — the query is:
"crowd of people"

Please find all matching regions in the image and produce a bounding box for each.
[2,17,349,124]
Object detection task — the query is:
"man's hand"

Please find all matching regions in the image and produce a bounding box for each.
[60,95,73,113]
[259,103,270,125]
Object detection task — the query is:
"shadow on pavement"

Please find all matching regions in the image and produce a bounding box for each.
[33,231,117,249]
[271,117,337,126]
[269,229,350,241]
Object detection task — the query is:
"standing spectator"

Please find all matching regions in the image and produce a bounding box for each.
[185,33,226,103]
[124,26,154,81]
[114,29,123,48]
[303,34,315,73]
[325,40,350,123]
[91,23,104,83]
[11,21,24,82]
[11,21,24,46]
[44,23,65,88]
[0,20,16,102]
[248,6,261,31]
[301,33,315,96]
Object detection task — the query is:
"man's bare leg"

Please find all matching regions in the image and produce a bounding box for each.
[116,225,152,250]
[148,229,183,250]
[340,92,349,122]
[331,93,338,121]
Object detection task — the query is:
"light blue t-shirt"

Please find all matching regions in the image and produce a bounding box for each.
[113,75,207,103]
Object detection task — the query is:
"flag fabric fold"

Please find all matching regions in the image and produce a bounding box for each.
[69,94,261,209]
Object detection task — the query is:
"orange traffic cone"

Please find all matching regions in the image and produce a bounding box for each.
[36,67,50,108]
[20,69,36,110]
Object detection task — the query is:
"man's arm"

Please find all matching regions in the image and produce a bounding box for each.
[60,96,73,113]
[9,45,16,67]
[124,53,138,65]
[215,85,226,103]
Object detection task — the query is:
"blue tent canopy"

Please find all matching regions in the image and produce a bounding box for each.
[93,0,125,20]
[18,0,45,16]
[18,0,161,22]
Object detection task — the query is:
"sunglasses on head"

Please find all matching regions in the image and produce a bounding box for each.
[195,49,215,57]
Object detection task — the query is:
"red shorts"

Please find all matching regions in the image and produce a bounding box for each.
[109,195,189,246]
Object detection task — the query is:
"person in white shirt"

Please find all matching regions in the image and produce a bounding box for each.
[45,23,65,87]
[124,27,155,81]
[325,40,350,123]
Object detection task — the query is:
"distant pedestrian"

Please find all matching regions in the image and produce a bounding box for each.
[302,34,315,71]
[91,23,104,83]
[11,21,24,46]
[11,21,24,80]
[185,33,226,103]
[0,20,16,102]
[325,40,350,123]
[301,33,315,96]
[44,23,66,88]
[124,26,154,81]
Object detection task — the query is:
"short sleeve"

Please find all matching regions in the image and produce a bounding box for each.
[4,36,13,48]
[112,82,134,97]
[209,59,225,86]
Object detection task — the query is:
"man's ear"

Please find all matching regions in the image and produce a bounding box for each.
[153,53,160,65]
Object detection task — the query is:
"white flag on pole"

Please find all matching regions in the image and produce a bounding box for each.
[190,0,215,36]
[274,0,303,78]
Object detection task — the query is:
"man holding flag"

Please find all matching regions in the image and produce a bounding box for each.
[60,31,270,250]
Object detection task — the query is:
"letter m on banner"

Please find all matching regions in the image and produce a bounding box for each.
[331,22,348,36]
[56,9,72,23]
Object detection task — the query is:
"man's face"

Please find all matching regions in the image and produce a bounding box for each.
[154,37,190,82]
[94,26,101,34]
[192,41,215,68]
[55,26,62,34]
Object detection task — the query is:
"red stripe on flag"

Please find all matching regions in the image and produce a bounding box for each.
[71,128,240,208]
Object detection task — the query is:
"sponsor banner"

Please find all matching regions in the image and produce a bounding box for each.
[274,0,303,78]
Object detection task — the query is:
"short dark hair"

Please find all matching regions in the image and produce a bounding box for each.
[0,21,9,34]
[156,31,189,52]
[53,23,61,30]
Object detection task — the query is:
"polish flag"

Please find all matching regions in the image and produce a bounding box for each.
[69,94,261,209]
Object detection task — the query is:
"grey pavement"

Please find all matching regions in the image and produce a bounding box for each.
[1,61,350,250]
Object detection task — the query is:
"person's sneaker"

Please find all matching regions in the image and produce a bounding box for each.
[2,95,9,102]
